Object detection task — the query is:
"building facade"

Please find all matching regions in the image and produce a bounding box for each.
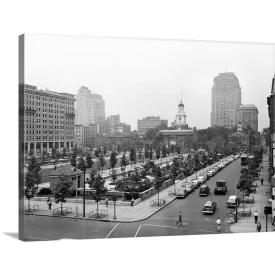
[106,114,120,134]
[75,86,106,134]
[24,84,75,156]
[211,72,242,128]
[138,116,168,134]
[236,104,258,132]
[75,124,98,149]
[267,74,275,198]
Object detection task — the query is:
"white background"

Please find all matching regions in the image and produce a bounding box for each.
[0,1,274,275]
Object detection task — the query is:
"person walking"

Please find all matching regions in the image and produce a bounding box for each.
[176,212,183,226]
[216,217,221,232]
[230,212,234,224]
[47,197,52,210]
[254,210,258,224]
[256,222,261,232]
[131,197,134,207]
[261,177,264,186]
[105,197,108,207]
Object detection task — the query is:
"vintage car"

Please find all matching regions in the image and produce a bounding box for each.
[203,201,217,214]
[226,195,240,208]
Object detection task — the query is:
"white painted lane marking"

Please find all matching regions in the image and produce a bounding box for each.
[142,224,187,230]
[197,229,217,233]
[106,223,119,238]
[134,225,142,237]
[151,217,188,220]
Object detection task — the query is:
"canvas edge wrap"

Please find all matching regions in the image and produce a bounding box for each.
[19,34,25,241]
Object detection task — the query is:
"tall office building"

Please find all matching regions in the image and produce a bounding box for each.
[106,114,120,134]
[211,72,242,128]
[24,84,75,156]
[75,86,106,134]
[236,104,258,132]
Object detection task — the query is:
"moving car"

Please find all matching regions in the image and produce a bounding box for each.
[176,189,188,199]
[226,195,240,208]
[202,201,217,214]
[199,184,210,196]
[214,180,227,195]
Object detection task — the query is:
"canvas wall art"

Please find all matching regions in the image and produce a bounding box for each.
[19,34,275,241]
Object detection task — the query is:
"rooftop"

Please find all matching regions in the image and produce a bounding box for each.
[50,164,84,177]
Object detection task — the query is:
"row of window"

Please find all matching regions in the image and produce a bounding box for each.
[25,94,74,105]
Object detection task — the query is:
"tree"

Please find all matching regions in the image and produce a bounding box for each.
[98,153,106,172]
[51,147,56,160]
[130,148,136,165]
[88,174,107,213]
[61,147,67,159]
[149,149,153,160]
[162,145,167,158]
[53,174,73,215]
[110,169,119,183]
[145,149,149,159]
[94,149,99,158]
[154,166,163,206]
[56,150,61,160]
[261,127,270,148]
[120,153,128,170]
[103,146,108,155]
[131,168,142,185]
[71,146,77,167]
[77,158,87,171]
[138,150,142,163]
[86,152,94,169]
[156,147,161,160]
[42,149,48,163]
[25,156,41,210]
[176,145,181,154]
[109,151,118,169]
[25,155,42,196]
[171,158,180,194]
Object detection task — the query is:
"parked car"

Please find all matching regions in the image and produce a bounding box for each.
[176,189,188,199]
[191,179,200,189]
[199,184,210,196]
[202,201,217,214]
[197,175,207,184]
[227,195,240,208]
[186,182,195,193]
[207,170,215,177]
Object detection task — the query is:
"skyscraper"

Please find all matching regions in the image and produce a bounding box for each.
[211,72,242,128]
[75,86,106,134]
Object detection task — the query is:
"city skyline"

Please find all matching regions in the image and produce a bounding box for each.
[25,34,275,131]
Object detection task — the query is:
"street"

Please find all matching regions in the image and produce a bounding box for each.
[24,158,242,240]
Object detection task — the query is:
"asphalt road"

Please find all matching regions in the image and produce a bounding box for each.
[24,158,241,241]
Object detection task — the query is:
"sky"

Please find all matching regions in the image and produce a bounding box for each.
[25,34,275,132]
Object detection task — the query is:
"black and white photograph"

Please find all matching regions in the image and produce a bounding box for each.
[19,34,275,241]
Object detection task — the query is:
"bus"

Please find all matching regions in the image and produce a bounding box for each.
[240,154,248,165]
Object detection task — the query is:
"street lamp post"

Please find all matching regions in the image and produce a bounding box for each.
[83,168,86,217]
[113,195,117,219]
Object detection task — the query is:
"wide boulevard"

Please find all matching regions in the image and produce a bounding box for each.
[24,158,242,241]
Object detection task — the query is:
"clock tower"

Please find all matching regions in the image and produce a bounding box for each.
[174,99,188,130]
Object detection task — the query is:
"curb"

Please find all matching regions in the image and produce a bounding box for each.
[26,197,178,223]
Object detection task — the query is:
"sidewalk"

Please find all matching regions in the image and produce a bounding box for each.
[25,158,215,223]
[229,155,274,233]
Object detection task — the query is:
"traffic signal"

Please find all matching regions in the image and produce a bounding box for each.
[264,206,272,215]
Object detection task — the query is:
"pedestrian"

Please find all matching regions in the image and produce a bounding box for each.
[256,222,261,232]
[216,217,221,232]
[254,210,258,224]
[261,178,264,186]
[176,212,183,226]
[230,212,234,224]
[48,201,52,210]
[131,197,134,207]
[105,197,108,207]
[47,198,52,210]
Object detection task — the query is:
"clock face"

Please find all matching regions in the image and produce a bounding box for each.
[178,117,182,121]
